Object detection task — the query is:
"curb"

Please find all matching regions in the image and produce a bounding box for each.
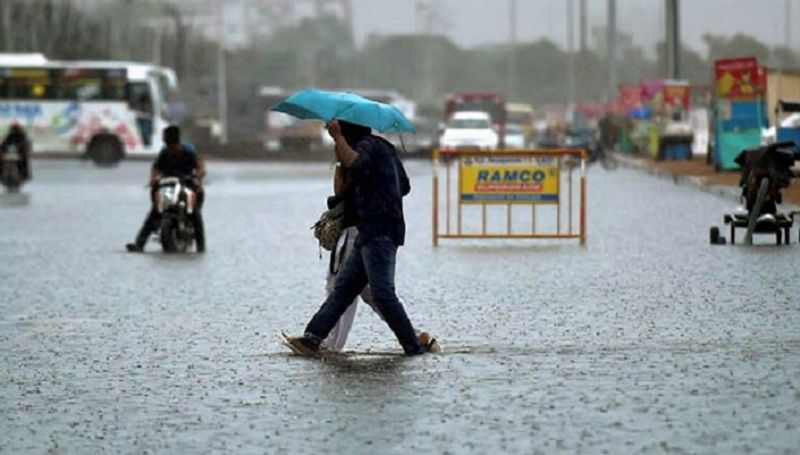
[613,153,741,202]
[613,153,800,211]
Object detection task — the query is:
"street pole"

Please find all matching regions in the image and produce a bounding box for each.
[673,0,680,79]
[606,0,617,101]
[579,0,587,53]
[785,0,792,49]
[152,25,162,66]
[665,0,680,79]
[1,2,10,52]
[423,1,435,102]
[508,0,517,100]
[567,0,576,109]
[217,0,228,146]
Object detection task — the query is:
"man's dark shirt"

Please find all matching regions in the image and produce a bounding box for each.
[154,145,197,178]
[345,135,410,247]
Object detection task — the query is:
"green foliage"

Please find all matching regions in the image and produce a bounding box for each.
[703,33,771,63]
[352,34,460,98]
[770,46,799,69]
[510,40,567,102]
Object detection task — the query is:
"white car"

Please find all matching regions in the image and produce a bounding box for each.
[504,124,527,149]
[439,111,499,150]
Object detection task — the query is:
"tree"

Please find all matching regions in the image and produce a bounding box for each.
[771,46,799,69]
[655,41,711,85]
[703,33,771,63]
[355,34,461,100]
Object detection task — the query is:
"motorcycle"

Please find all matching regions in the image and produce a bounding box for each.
[560,129,617,170]
[154,176,198,252]
[709,141,799,245]
[2,144,23,193]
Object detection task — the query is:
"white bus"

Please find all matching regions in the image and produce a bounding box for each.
[0,53,177,164]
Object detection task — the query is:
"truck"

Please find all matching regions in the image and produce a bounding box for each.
[656,80,694,160]
[505,102,535,145]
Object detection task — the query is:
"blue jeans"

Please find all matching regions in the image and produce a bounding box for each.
[305,235,423,355]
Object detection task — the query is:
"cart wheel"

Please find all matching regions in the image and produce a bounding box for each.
[710,226,720,245]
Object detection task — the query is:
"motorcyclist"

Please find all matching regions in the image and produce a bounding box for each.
[0,123,32,181]
[126,125,206,253]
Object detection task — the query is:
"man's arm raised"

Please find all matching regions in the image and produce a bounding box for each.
[327,120,359,167]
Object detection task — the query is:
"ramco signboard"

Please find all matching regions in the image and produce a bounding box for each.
[459,156,559,204]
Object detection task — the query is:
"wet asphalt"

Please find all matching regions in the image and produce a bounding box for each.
[1,158,798,454]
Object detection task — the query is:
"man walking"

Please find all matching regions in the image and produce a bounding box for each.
[285,120,425,356]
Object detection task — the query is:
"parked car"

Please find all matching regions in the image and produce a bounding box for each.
[439,111,499,150]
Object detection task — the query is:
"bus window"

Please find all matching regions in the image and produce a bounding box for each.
[0,68,54,99]
[103,70,127,101]
[77,82,102,100]
[4,80,53,99]
[126,82,151,110]
[104,80,126,100]
[52,68,127,101]
[127,82,154,146]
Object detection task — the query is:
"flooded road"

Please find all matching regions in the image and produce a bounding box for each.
[1,159,798,454]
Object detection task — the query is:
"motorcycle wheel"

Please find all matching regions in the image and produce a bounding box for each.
[2,163,20,193]
[160,218,188,253]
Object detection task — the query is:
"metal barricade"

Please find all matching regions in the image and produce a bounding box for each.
[432,148,587,246]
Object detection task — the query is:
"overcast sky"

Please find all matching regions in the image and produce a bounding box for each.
[350,0,795,54]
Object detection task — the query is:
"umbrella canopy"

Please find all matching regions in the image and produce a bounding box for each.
[271,89,415,134]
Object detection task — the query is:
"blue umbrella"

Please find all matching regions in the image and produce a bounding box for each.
[271,89,416,134]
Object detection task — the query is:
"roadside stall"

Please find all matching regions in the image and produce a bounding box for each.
[712,57,767,170]
[614,84,649,155]
[639,79,663,158]
[657,80,693,160]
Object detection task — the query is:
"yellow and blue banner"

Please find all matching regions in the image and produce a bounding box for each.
[459,156,559,204]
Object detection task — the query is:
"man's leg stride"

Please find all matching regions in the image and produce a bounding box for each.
[361,236,423,356]
[126,207,160,252]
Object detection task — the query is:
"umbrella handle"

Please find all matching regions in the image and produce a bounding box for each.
[398,134,408,154]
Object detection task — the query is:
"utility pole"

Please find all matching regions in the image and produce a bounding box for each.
[567,0,576,110]
[785,0,792,49]
[340,0,353,40]
[665,0,680,79]
[507,0,517,100]
[152,25,162,65]
[579,0,587,53]
[166,5,186,77]
[216,0,228,145]
[606,0,617,101]
[1,2,11,52]
[416,0,437,102]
